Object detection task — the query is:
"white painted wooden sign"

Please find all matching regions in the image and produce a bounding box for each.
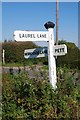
[14,30,48,41]
[24,44,67,58]
[53,44,67,56]
[24,47,48,59]
[14,21,67,90]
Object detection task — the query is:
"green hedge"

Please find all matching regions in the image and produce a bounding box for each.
[2,41,80,69]
[2,41,37,63]
[2,67,80,119]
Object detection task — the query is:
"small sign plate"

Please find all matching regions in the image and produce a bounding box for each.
[24,47,48,59]
[14,30,48,41]
[24,44,67,59]
[53,44,67,56]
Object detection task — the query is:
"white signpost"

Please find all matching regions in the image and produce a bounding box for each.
[45,23,57,90]
[24,44,67,59]
[2,49,5,64]
[24,47,48,59]
[14,21,67,90]
[14,30,48,41]
[53,44,67,56]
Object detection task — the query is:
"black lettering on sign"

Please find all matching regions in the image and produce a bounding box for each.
[30,34,33,38]
[25,34,27,38]
[40,34,42,38]
[62,48,64,52]
[28,52,32,55]
[27,34,31,38]
[37,34,39,38]
[55,49,57,53]
[55,48,65,53]
[40,50,43,54]
[59,48,62,52]
[25,52,31,55]
[19,34,21,38]
[37,34,46,38]
[33,34,36,38]
[37,51,39,54]
[29,34,33,38]
[55,49,59,53]
[25,53,27,56]
[31,52,34,55]
[44,50,47,54]
[25,34,36,38]
[22,34,25,37]
[41,34,46,38]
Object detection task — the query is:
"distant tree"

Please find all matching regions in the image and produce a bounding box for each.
[57,40,80,69]
[2,40,80,69]
[2,41,37,63]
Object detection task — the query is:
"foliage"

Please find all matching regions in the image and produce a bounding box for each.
[2,67,80,119]
[57,40,80,69]
[2,40,80,69]
[2,41,37,63]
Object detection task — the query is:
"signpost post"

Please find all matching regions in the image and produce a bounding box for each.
[14,21,67,90]
[2,49,5,64]
[44,22,57,90]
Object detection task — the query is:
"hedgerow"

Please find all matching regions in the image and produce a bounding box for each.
[2,41,80,69]
[2,67,80,119]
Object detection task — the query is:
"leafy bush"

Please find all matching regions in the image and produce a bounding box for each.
[2,67,80,119]
[2,40,80,69]
[2,41,37,63]
[57,41,80,69]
